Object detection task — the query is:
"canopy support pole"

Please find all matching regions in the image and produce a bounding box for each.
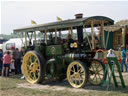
[101,21,105,48]
[25,32,27,49]
[91,21,95,49]
[59,31,61,38]
[40,31,44,40]
[70,26,73,38]
[122,26,126,47]
[45,30,47,44]
[55,28,57,44]
[105,31,110,49]
[34,31,36,46]
[68,26,73,38]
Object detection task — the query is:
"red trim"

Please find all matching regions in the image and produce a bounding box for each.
[102,58,107,64]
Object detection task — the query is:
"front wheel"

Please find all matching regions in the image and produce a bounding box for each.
[67,60,88,88]
[22,51,46,84]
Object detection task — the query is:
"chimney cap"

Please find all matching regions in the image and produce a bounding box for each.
[75,13,83,18]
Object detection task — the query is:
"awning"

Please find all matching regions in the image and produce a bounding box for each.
[104,19,128,32]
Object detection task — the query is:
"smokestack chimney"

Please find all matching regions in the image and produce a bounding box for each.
[75,13,83,19]
[75,13,83,52]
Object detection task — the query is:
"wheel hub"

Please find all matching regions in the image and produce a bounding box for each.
[31,63,38,73]
[74,72,80,78]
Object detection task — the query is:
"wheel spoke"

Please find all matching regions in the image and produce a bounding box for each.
[97,74,102,81]
[29,56,33,63]
[91,64,95,71]
[74,76,78,85]
[92,74,96,81]
[77,67,81,73]
[34,59,38,64]
[33,73,37,80]
[72,65,75,72]
[80,71,85,79]
[95,75,98,83]
[77,64,79,72]
[36,68,40,72]
[71,69,75,73]
[78,77,81,84]
[70,74,75,78]
[98,73,104,75]
[28,71,33,79]
[97,68,103,72]
[96,62,100,68]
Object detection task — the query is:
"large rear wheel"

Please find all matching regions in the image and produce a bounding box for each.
[88,59,105,85]
[67,61,88,88]
[22,51,46,84]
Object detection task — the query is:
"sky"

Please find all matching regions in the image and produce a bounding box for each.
[1,1,128,34]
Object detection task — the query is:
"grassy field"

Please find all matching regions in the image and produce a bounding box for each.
[0,73,128,96]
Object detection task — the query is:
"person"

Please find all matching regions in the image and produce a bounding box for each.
[16,48,22,74]
[11,47,21,74]
[2,51,11,77]
[10,59,15,75]
[11,46,16,74]
[107,49,115,57]
[107,49,116,64]
[0,49,3,74]
[12,48,21,74]
[121,46,127,72]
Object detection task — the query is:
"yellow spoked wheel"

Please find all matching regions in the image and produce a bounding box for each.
[88,59,105,85]
[22,51,45,84]
[67,61,88,88]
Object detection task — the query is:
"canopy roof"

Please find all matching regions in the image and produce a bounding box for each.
[104,19,128,32]
[14,16,114,33]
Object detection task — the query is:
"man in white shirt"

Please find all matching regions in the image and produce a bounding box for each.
[107,49,115,57]
[107,49,116,64]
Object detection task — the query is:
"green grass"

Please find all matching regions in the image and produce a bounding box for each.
[0,73,128,96]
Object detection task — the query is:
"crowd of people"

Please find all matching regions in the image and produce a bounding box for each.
[0,47,23,77]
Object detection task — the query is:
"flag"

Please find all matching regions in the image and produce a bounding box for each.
[31,20,37,24]
[56,16,62,21]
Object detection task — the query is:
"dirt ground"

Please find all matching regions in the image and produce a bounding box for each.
[0,72,128,96]
[17,72,128,91]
